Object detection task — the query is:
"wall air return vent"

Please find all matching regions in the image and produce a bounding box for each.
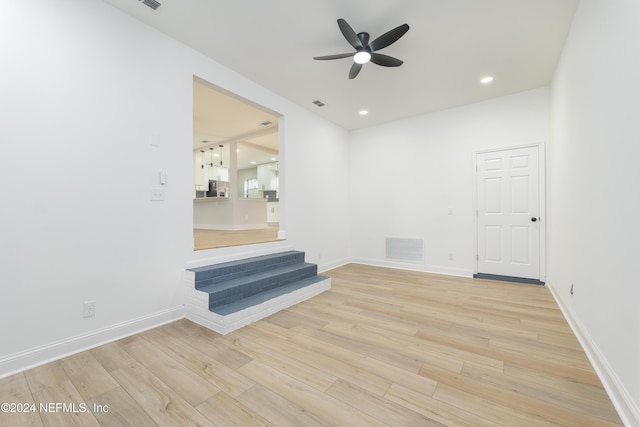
[141,0,161,10]
[385,237,424,263]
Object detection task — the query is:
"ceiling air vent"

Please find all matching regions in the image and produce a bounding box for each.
[312,100,325,107]
[260,120,273,126]
[141,0,161,10]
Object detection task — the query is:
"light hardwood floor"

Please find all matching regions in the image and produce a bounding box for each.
[0,264,623,426]
[194,226,280,250]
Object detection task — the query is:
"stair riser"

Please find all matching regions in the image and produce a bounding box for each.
[208,266,317,309]
[194,253,305,289]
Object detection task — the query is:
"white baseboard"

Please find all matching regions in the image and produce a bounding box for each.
[186,278,331,335]
[548,284,640,427]
[194,224,268,231]
[0,306,185,379]
[351,257,473,278]
[318,257,351,274]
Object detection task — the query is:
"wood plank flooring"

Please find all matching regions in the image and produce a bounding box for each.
[194,226,280,250]
[0,264,623,426]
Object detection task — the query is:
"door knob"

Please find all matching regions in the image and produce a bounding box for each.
[531,217,538,222]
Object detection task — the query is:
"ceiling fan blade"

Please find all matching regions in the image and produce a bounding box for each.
[370,53,403,67]
[369,23,410,52]
[349,62,363,79]
[313,53,354,60]
[338,18,363,50]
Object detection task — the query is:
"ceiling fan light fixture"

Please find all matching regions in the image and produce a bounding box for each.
[354,51,371,64]
[313,19,409,79]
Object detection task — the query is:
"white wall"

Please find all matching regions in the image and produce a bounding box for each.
[257,162,279,192]
[283,111,352,269]
[237,167,258,197]
[549,0,640,423]
[0,0,350,374]
[349,88,551,276]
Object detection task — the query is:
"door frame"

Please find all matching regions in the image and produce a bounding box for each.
[472,142,546,282]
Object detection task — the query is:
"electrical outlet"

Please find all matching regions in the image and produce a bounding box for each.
[570,284,574,296]
[83,301,96,318]
[150,188,165,201]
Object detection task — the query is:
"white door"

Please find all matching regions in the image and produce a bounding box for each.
[476,146,541,280]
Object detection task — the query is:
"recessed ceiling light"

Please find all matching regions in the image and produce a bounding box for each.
[271,157,276,161]
[251,161,256,164]
[359,110,369,116]
[480,76,494,84]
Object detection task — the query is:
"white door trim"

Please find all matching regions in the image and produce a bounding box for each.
[473,142,546,282]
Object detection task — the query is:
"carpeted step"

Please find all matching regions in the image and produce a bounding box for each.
[210,275,330,316]
[190,250,305,290]
[198,262,318,309]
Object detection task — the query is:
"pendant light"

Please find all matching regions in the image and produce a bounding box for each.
[208,147,214,167]
[219,145,224,166]
[200,150,205,168]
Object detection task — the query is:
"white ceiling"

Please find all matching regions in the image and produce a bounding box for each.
[103,0,578,132]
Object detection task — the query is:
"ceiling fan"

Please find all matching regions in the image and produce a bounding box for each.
[314,18,410,79]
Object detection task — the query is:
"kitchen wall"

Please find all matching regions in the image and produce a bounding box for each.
[549,0,640,423]
[257,162,279,194]
[237,167,258,197]
[0,0,350,374]
[348,87,551,276]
